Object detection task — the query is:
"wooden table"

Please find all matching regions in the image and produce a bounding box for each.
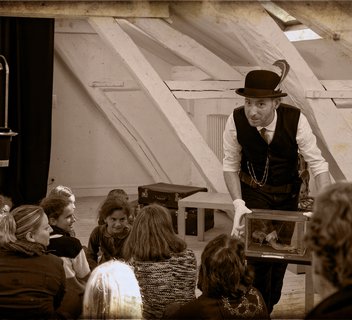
[177,192,233,241]
[177,191,314,313]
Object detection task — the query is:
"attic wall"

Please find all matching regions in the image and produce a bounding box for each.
[50,20,209,197]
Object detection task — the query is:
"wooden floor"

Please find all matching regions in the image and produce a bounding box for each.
[74,195,321,319]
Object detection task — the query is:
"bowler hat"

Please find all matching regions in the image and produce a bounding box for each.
[236,70,287,98]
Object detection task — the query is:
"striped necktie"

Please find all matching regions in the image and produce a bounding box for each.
[260,128,269,144]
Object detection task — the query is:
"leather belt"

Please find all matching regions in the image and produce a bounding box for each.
[239,172,293,194]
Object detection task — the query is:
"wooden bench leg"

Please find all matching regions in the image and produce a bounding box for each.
[177,207,186,240]
[197,208,205,241]
[305,265,314,313]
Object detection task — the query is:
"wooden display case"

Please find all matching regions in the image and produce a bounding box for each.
[244,209,311,264]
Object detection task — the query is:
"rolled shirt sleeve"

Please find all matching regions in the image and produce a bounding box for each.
[223,113,242,172]
[296,113,329,178]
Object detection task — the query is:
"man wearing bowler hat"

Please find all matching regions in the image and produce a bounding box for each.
[223,67,331,313]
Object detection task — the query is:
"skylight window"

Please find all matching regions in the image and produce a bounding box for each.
[284,28,322,42]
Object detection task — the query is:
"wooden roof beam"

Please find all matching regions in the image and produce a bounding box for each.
[0,1,169,19]
[129,18,243,80]
[88,16,228,193]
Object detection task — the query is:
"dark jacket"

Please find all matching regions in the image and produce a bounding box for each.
[86,224,131,270]
[0,248,66,319]
[305,285,352,319]
[165,287,269,319]
[234,104,300,186]
[48,226,83,259]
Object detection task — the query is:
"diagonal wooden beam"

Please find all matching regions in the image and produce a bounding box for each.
[129,17,242,80]
[88,16,228,193]
[275,1,352,55]
[54,34,170,183]
[172,1,351,181]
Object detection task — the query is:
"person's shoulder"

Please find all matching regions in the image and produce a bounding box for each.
[171,249,197,267]
[90,224,104,235]
[279,103,300,112]
[165,296,217,319]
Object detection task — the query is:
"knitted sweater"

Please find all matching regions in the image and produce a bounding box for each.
[132,248,197,319]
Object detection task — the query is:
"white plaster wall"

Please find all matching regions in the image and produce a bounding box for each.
[50,55,153,197]
[50,21,208,197]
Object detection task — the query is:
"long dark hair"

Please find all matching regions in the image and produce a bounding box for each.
[122,204,187,261]
[198,233,253,299]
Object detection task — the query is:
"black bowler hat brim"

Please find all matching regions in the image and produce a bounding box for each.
[236,87,287,98]
[236,69,288,98]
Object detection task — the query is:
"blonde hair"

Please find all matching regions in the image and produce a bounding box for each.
[48,185,74,198]
[83,260,143,319]
[0,205,45,245]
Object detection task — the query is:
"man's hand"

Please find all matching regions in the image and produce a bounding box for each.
[231,199,252,238]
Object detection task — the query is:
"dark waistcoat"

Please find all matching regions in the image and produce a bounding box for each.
[233,104,300,186]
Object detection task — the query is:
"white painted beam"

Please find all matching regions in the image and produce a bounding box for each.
[165,80,243,91]
[165,80,243,99]
[0,1,169,19]
[130,18,242,80]
[306,90,352,100]
[88,16,228,193]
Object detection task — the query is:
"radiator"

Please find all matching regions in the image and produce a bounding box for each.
[207,114,228,162]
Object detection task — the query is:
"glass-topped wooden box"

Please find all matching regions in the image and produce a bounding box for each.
[244,209,311,264]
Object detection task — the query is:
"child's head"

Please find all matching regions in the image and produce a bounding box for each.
[40,196,76,234]
[122,204,187,261]
[48,185,76,210]
[98,197,132,235]
[83,260,142,319]
[106,189,129,202]
[198,233,253,299]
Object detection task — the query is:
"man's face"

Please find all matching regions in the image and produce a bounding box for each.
[244,97,279,127]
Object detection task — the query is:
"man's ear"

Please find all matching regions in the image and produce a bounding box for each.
[274,98,281,109]
[49,217,57,226]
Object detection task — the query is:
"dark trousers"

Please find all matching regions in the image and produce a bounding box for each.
[241,182,300,314]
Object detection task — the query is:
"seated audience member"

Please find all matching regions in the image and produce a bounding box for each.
[82,260,143,319]
[97,188,139,224]
[165,233,269,319]
[48,185,76,209]
[86,197,133,270]
[122,204,197,319]
[48,185,77,236]
[106,188,129,201]
[40,196,90,319]
[305,181,352,319]
[0,194,13,216]
[0,205,66,319]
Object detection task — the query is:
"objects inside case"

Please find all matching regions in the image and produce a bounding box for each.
[244,209,311,264]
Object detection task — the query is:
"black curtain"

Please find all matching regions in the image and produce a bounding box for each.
[0,17,55,207]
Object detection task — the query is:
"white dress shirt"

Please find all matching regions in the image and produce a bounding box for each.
[223,109,329,178]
